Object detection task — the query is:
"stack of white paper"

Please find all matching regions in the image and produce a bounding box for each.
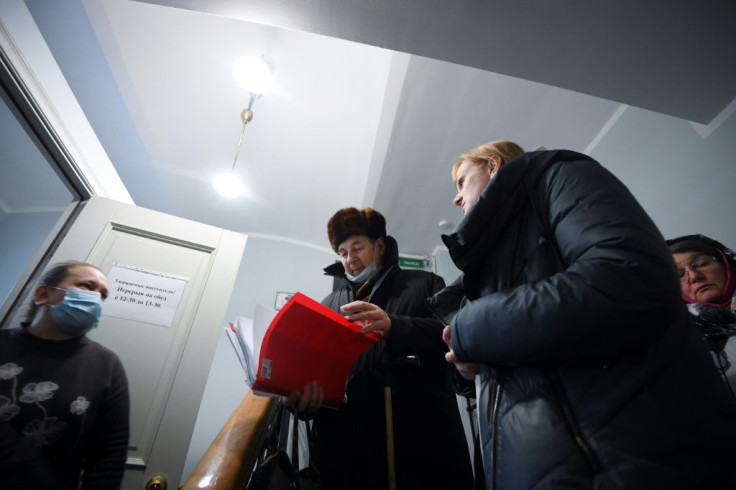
[224,304,278,387]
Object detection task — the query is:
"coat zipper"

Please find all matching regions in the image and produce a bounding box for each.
[547,371,601,473]
[488,371,504,490]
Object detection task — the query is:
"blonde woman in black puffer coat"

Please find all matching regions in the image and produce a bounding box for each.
[432,140,736,490]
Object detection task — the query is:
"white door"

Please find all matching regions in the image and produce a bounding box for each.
[4,195,247,490]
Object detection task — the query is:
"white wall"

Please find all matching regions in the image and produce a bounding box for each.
[587,103,736,248]
[434,246,461,285]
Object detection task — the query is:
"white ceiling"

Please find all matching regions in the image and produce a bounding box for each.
[15,0,736,256]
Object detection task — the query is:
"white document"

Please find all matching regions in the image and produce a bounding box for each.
[105,264,187,327]
[224,304,278,387]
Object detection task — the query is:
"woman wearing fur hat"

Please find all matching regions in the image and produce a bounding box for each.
[285,207,473,490]
[668,234,736,396]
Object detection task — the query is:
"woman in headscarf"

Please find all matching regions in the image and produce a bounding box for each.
[668,234,736,396]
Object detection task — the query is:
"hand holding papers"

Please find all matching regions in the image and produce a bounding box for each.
[225,292,380,408]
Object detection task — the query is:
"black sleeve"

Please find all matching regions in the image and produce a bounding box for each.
[453,160,682,365]
[386,272,450,372]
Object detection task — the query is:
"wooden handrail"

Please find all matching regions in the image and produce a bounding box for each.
[181,391,278,490]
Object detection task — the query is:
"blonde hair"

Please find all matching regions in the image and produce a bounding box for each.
[451,140,525,184]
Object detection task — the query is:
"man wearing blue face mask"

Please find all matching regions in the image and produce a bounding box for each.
[0,262,130,490]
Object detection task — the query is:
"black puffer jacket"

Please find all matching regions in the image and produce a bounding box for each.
[431,150,736,489]
[313,236,473,490]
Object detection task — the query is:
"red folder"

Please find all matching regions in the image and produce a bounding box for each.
[253,292,380,408]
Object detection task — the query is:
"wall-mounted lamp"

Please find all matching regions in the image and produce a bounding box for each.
[213,55,275,198]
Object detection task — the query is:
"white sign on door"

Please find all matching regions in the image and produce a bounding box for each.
[104,264,188,327]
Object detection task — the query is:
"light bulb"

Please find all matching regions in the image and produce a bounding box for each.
[233,56,275,94]
[213,172,245,198]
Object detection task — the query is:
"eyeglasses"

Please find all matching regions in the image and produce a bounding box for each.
[677,255,719,283]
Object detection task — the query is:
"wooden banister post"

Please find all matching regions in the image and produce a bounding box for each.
[181,391,278,490]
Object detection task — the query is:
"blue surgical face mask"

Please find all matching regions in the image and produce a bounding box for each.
[48,287,103,336]
[345,261,377,283]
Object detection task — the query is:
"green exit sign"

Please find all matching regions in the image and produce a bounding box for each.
[398,257,427,269]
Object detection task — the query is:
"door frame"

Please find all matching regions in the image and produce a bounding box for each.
[0,6,123,324]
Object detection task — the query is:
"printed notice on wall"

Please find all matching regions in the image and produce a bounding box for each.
[104,264,188,327]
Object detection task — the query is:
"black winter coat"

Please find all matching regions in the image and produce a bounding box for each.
[314,236,473,490]
[432,150,736,489]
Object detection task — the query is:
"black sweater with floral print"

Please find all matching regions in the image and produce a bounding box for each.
[0,327,129,490]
